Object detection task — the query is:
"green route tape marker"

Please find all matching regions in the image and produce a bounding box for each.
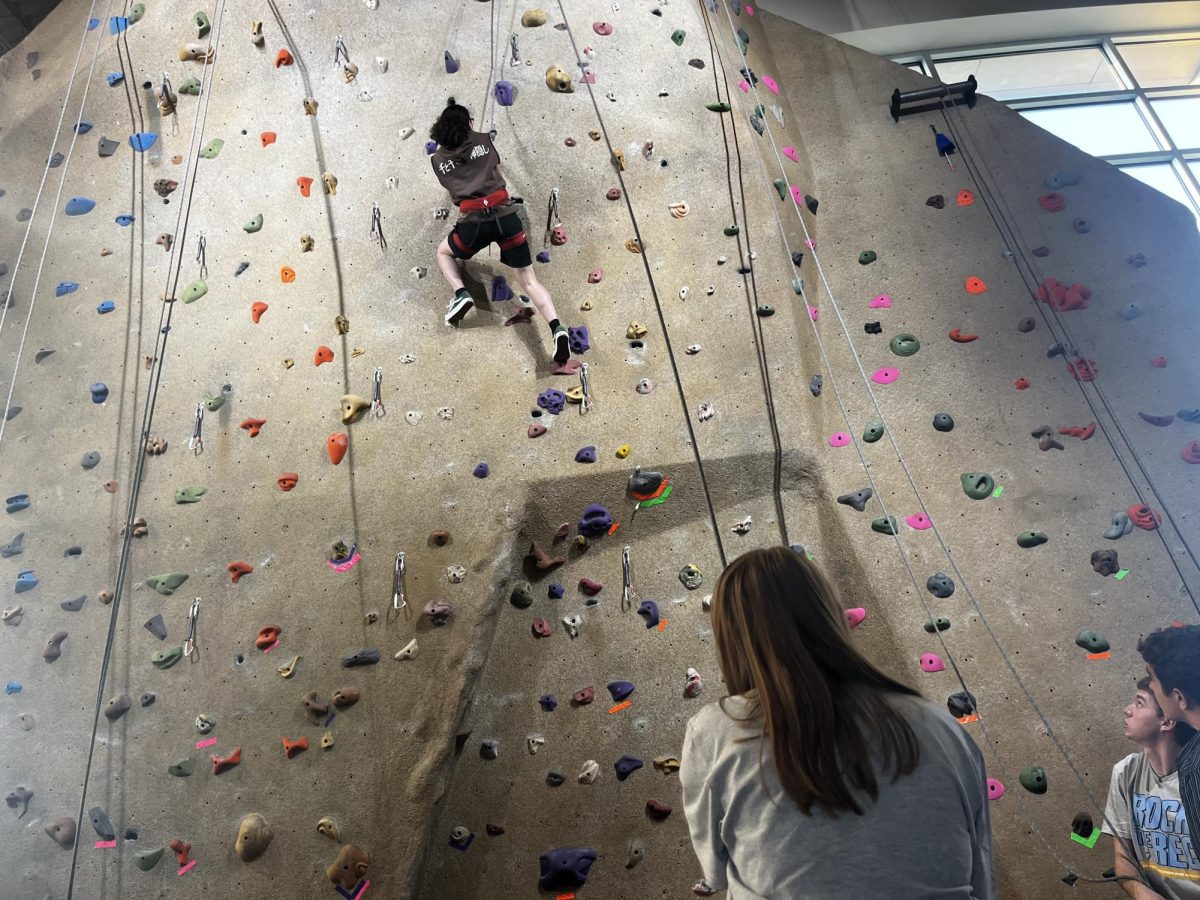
[1070,827,1101,849]
[991,485,1003,498]
[1115,569,1130,580]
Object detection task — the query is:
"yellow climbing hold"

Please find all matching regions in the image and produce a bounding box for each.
[615,444,631,459]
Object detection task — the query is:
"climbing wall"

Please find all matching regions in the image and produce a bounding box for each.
[2,0,1200,897]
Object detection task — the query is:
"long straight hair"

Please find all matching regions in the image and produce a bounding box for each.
[711,546,921,816]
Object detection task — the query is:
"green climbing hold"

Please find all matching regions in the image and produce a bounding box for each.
[1017,531,1048,548]
[756,305,775,317]
[706,102,731,113]
[924,616,951,633]
[792,277,804,295]
[145,572,189,595]
[182,281,208,304]
[889,334,920,357]
[199,138,224,159]
[736,36,747,56]
[134,847,165,871]
[174,486,208,504]
[128,3,145,23]
[862,421,885,443]
[1075,630,1110,653]
[671,29,686,46]
[244,213,263,234]
[960,472,995,500]
[204,392,226,412]
[723,225,740,236]
[773,179,787,201]
[151,645,184,669]
[193,11,210,38]
[871,516,898,535]
[858,251,877,265]
[178,76,201,96]
[168,757,195,777]
[1019,766,1048,794]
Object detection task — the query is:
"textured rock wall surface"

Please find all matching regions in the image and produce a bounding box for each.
[0,0,1198,898]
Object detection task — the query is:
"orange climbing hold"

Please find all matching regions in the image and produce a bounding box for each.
[280,266,296,283]
[956,190,975,207]
[240,417,266,437]
[260,131,276,147]
[282,736,309,759]
[211,746,242,775]
[227,561,254,583]
[314,345,333,366]
[251,302,268,323]
[296,176,313,197]
[1035,277,1091,311]
[1059,423,1096,441]
[277,473,299,491]
[274,48,293,67]
[948,328,978,343]
[327,432,348,465]
[964,277,987,295]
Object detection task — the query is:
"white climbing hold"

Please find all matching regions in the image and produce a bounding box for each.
[399,353,416,364]
[679,286,688,300]
[394,638,418,660]
[446,565,466,584]
[698,402,715,421]
[578,759,599,783]
[385,176,398,189]
[527,734,545,754]
[436,407,454,420]
[717,255,727,265]
[562,613,582,639]
[357,89,373,102]
[363,0,378,8]
[702,594,712,611]
[686,344,702,354]
[731,516,752,535]
[405,410,423,425]
[706,285,715,296]
[410,266,427,278]
[399,126,414,140]
[376,57,388,73]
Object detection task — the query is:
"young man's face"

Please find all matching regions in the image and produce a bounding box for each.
[1125,689,1169,743]
[1146,665,1186,720]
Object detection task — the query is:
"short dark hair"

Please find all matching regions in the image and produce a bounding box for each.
[1136,675,1199,747]
[1138,625,1200,707]
[430,98,472,149]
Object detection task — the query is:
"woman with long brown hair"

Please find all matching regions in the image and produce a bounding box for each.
[681,547,995,898]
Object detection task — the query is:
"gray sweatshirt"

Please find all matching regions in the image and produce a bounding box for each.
[680,692,996,899]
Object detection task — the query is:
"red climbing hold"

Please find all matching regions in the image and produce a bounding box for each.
[948,328,978,343]
[296,177,313,197]
[964,277,987,295]
[1059,423,1096,441]
[579,578,603,596]
[251,302,268,323]
[255,625,281,649]
[169,838,191,866]
[645,799,673,820]
[1127,504,1162,531]
[528,423,546,438]
[327,432,348,465]
[282,736,308,759]
[1037,192,1067,212]
[1151,357,1167,368]
[277,473,299,491]
[1066,358,1098,382]
[956,190,975,207]
[260,132,276,147]
[211,746,242,775]
[1035,277,1091,311]
[1182,441,1200,464]
[1014,377,1030,390]
[240,417,266,437]
[227,561,253,583]
[314,346,333,366]
[274,49,293,67]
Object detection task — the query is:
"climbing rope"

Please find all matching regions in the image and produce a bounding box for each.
[935,98,1200,609]
[0,0,113,454]
[65,1,229,894]
[703,0,1150,888]
[555,0,729,567]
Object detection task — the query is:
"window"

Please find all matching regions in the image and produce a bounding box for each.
[1119,164,1196,218]
[935,48,1122,101]
[1149,97,1200,150]
[1116,39,1200,88]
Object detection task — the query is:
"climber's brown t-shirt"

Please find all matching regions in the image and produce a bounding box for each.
[431,131,516,223]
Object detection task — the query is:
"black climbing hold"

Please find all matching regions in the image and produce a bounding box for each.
[756,305,775,317]
[926,195,945,209]
[1017,531,1048,548]
[1017,317,1035,333]
[924,616,951,633]
[864,321,882,334]
[545,770,566,787]
[688,59,705,69]
[926,573,955,598]
[1075,630,1110,653]
[791,251,804,266]
[480,739,499,760]
[805,195,819,215]
[235,261,249,276]
[1071,813,1094,838]
[341,648,380,667]
[140,691,156,707]
[946,690,976,718]
[836,488,873,512]
[1090,550,1119,577]
[932,413,955,432]
[511,581,535,608]
[486,823,505,836]
[858,250,877,265]
[871,516,898,535]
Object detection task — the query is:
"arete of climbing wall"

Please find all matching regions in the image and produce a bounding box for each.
[1,0,1199,898]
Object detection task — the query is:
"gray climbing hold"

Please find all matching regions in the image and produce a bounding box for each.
[1072,218,1090,234]
[862,421,884,443]
[480,739,499,760]
[60,595,86,612]
[88,807,116,840]
[1118,304,1142,321]
[144,614,167,640]
[932,413,955,433]
[871,516,898,535]
[168,758,195,777]
[49,152,64,168]
[4,406,19,422]
[342,648,380,667]
[1017,318,1035,333]
[1178,408,1200,423]
[836,488,873,512]
[1104,512,1133,540]
[34,349,53,363]
[0,533,24,557]
[103,693,131,720]
[98,137,119,157]
[1044,171,1080,190]
[511,581,535,609]
[81,451,100,469]
[809,375,822,397]
[927,573,955,598]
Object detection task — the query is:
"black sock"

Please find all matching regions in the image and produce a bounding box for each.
[549,318,561,333]
[455,288,471,300]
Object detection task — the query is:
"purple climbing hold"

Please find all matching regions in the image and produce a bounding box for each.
[473,462,489,478]
[637,600,660,628]
[537,389,566,415]
[538,693,558,712]
[538,847,598,891]
[444,51,460,74]
[425,141,438,155]
[536,250,551,263]
[614,755,644,780]
[568,325,590,354]
[491,276,512,302]
[575,446,597,463]
[578,504,612,537]
[495,80,515,107]
[90,383,108,403]
[607,680,634,701]
[548,583,564,599]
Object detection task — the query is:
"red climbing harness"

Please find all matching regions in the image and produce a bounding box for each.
[458,187,509,213]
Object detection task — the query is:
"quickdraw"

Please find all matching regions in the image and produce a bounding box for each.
[372,367,386,418]
[195,234,207,280]
[369,202,386,250]
[579,362,592,416]
[543,187,561,247]
[333,35,350,66]
[183,597,201,659]
[188,403,204,455]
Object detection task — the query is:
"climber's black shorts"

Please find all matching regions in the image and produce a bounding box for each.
[447,212,531,268]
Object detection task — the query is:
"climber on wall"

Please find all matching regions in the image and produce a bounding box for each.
[429,98,570,364]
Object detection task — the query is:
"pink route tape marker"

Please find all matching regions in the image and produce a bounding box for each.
[196,737,218,750]
[178,860,198,876]
[95,840,117,849]
[353,879,371,899]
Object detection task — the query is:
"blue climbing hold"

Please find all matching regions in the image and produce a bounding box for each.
[1178,408,1200,423]
[115,214,134,226]
[548,583,564,599]
[15,570,38,593]
[473,462,489,478]
[5,681,21,695]
[90,383,109,403]
[96,301,115,314]
[637,599,660,628]
[575,446,597,463]
[539,848,597,891]
[614,755,644,780]
[56,282,79,297]
[495,80,515,107]
[65,197,96,216]
[607,680,635,701]
[6,494,30,513]
[578,503,612,537]
[491,276,512,302]
[106,72,124,87]
[75,121,93,135]
[129,132,157,152]
[109,16,128,34]
[88,17,100,30]
[536,250,550,263]
[444,51,460,74]
[425,141,438,155]
[568,325,590,354]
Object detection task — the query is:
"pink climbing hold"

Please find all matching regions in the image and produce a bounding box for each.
[782,146,799,163]
[869,295,892,309]
[804,238,816,250]
[593,21,612,35]
[906,512,932,530]
[788,186,804,206]
[745,4,755,13]
[1151,357,1167,368]
[761,75,779,94]
[828,432,851,448]
[871,367,899,385]
[920,653,945,673]
[987,778,1005,801]
[845,607,866,628]
[737,79,750,93]
[808,306,819,321]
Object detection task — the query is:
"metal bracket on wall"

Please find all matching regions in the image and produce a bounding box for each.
[890,75,977,122]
